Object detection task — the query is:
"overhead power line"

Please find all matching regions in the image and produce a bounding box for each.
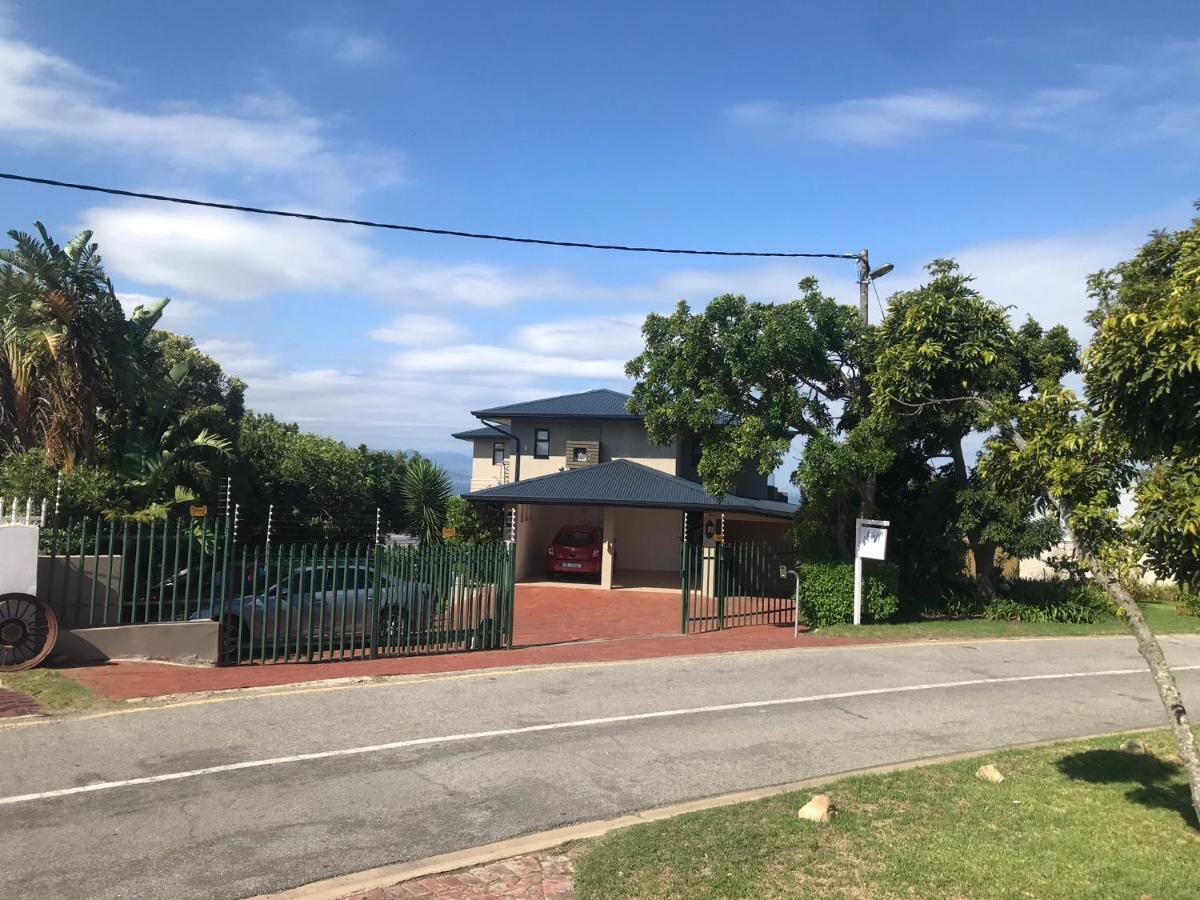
[0,171,860,260]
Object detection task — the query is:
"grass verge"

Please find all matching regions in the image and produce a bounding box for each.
[574,728,1200,899]
[0,668,113,713]
[818,600,1200,641]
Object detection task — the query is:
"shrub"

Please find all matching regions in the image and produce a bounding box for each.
[1180,593,1200,617]
[798,561,900,627]
[983,579,1117,624]
[918,578,983,620]
[1122,579,1181,605]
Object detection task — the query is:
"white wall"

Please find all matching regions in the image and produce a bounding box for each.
[0,524,39,595]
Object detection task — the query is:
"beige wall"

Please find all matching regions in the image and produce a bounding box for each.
[468,418,678,487]
[467,419,514,491]
[611,507,681,573]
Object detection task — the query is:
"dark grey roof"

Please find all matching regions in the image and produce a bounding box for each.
[452,425,513,441]
[465,460,797,520]
[471,388,639,420]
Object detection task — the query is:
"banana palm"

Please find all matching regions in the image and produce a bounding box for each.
[0,223,150,469]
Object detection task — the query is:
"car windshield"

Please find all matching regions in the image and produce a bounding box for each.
[555,528,597,547]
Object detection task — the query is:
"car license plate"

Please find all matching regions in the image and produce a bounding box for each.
[561,562,582,569]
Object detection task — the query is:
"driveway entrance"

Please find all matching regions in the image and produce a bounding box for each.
[512,583,681,646]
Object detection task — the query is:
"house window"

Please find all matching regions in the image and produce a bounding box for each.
[492,442,506,466]
[572,446,589,463]
[534,428,550,459]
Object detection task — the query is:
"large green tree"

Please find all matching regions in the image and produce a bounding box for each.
[871,261,1079,596]
[626,279,873,504]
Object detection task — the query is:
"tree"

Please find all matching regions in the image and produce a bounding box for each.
[446,496,503,544]
[871,261,1078,597]
[0,223,150,470]
[626,280,871,503]
[960,211,1200,825]
[1085,213,1200,593]
[402,457,451,546]
[626,272,1073,599]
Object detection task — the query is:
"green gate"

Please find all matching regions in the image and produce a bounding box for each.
[680,541,796,634]
[37,516,516,665]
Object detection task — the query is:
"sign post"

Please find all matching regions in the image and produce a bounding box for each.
[853,518,889,625]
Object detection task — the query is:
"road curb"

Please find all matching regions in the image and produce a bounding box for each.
[245,724,1160,900]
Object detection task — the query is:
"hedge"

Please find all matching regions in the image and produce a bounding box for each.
[798,561,900,627]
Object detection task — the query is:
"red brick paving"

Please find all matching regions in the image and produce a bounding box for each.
[0,687,43,718]
[56,585,875,701]
[349,852,575,899]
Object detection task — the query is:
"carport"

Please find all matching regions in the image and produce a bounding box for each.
[464,459,797,592]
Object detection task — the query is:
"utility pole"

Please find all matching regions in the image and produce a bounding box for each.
[856,249,894,326]
[857,248,870,325]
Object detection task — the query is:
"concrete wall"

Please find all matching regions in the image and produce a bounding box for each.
[514,503,604,580]
[52,621,219,666]
[36,556,124,629]
[611,507,680,573]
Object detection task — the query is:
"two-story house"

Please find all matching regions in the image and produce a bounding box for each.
[454,388,797,589]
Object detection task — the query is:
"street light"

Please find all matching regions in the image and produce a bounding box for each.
[857,249,894,325]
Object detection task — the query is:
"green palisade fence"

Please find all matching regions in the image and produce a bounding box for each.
[680,541,795,634]
[37,516,516,665]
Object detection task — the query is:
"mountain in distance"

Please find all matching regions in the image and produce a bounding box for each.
[412,449,472,496]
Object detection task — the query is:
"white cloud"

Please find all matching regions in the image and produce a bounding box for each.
[81,202,598,307]
[390,344,628,381]
[196,338,279,376]
[1010,88,1102,128]
[878,218,1170,341]
[290,26,392,67]
[728,91,986,148]
[512,314,646,360]
[0,25,404,202]
[726,38,1200,150]
[83,204,373,301]
[368,314,466,346]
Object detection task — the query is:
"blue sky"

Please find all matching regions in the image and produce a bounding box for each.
[1,1,1197,478]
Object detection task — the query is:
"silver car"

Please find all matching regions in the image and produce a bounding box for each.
[190,564,431,657]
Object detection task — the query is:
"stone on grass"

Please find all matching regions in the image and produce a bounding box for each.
[1120,739,1149,755]
[798,793,836,823]
[975,764,1005,784]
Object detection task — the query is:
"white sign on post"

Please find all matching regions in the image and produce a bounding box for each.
[853,518,889,625]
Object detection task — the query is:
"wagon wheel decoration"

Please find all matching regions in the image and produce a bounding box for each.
[0,592,59,672]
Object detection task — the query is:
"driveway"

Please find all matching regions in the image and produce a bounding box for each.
[4,635,1200,899]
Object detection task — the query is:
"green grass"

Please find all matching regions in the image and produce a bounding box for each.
[0,668,113,712]
[818,600,1200,641]
[574,729,1200,900]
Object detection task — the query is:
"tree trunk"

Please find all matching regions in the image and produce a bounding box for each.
[950,395,1200,823]
[949,437,997,599]
[974,539,999,601]
[1083,544,1200,825]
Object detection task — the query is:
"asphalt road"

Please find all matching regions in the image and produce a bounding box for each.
[5,635,1200,899]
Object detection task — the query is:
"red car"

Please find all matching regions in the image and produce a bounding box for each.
[546,525,603,577]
